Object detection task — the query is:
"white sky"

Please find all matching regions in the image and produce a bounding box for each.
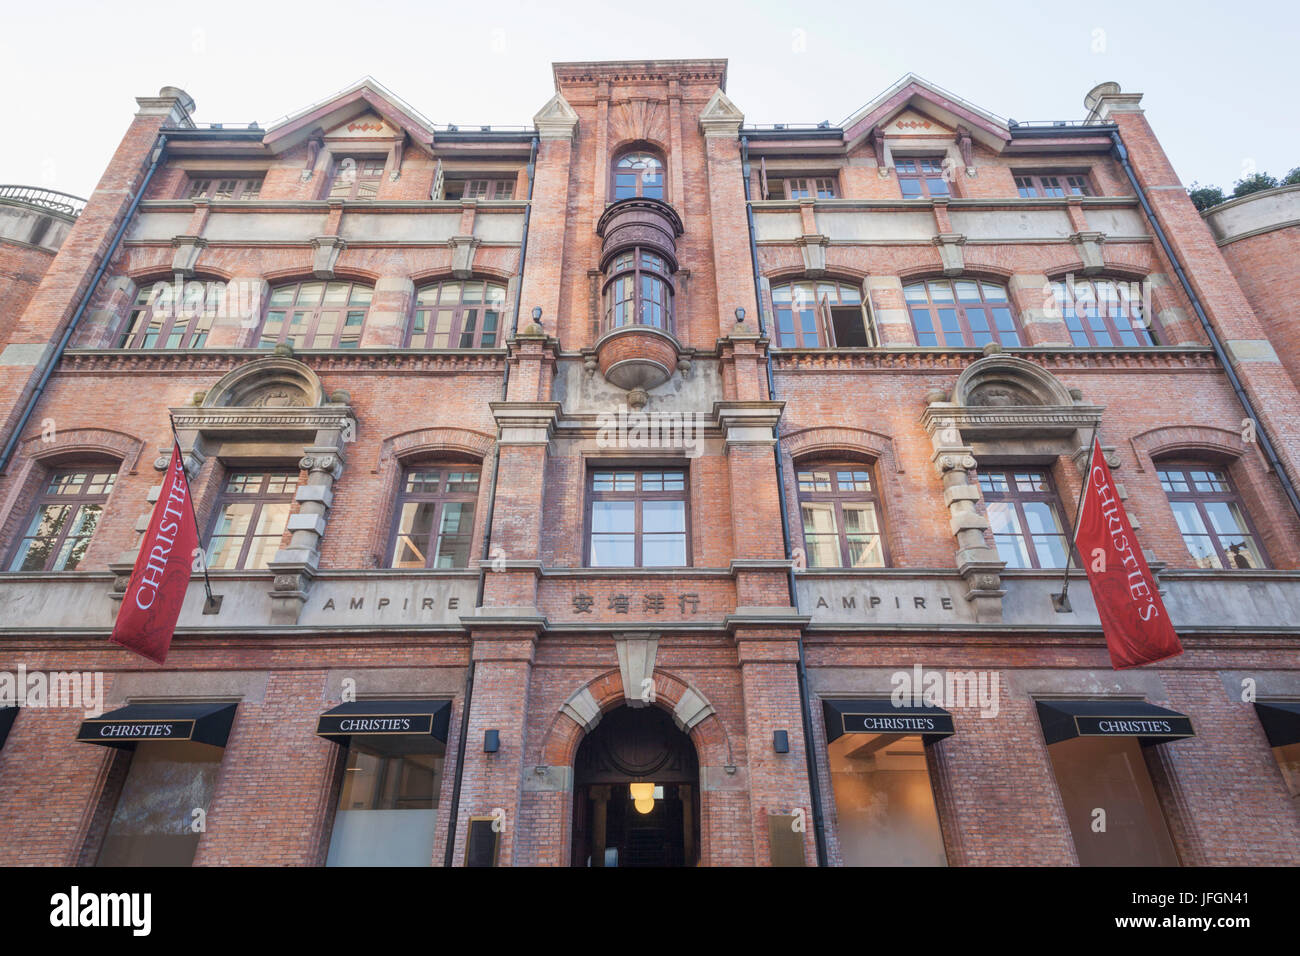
[2,0,1296,199]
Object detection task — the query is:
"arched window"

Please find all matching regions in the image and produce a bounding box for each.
[258,280,373,349]
[7,465,118,571]
[1156,461,1269,569]
[409,280,508,348]
[1051,277,1155,347]
[796,462,886,567]
[602,249,673,333]
[905,279,1021,347]
[771,279,870,348]
[117,280,225,349]
[612,150,665,201]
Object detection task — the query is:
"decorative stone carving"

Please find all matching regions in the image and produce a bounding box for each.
[932,234,967,276]
[310,236,346,279]
[796,234,830,276]
[533,92,579,140]
[614,633,660,708]
[1070,230,1107,275]
[170,236,207,277]
[448,235,481,279]
[698,88,745,138]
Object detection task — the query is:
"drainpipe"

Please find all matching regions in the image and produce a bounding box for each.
[1109,129,1300,522]
[0,134,169,473]
[444,135,539,867]
[741,136,829,867]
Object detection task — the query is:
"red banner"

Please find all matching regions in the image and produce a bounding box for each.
[110,442,200,665]
[1076,438,1183,669]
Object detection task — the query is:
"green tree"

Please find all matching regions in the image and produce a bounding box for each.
[1187,182,1226,211]
[1232,172,1280,198]
[1283,167,1300,187]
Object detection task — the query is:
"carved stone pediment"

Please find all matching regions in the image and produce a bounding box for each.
[202,356,324,409]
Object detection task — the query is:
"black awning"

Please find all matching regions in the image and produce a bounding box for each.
[1036,699,1193,746]
[1254,701,1300,748]
[77,702,237,749]
[0,706,16,750]
[822,698,955,745]
[316,699,451,745]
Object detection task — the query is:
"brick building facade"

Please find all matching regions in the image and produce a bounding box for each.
[0,61,1297,867]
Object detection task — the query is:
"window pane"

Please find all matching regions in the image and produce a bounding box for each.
[591,500,635,533]
[643,500,685,534]
[393,502,437,567]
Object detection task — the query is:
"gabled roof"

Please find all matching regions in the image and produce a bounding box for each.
[841,73,1010,152]
[264,77,437,153]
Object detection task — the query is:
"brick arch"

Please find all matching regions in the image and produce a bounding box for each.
[125,265,236,284]
[780,424,901,474]
[765,266,869,286]
[261,267,382,286]
[539,668,731,771]
[1129,424,1249,469]
[897,264,1015,284]
[410,267,515,285]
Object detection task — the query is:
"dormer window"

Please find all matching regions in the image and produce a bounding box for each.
[896,157,951,198]
[612,150,665,201]
[327,157,385,201]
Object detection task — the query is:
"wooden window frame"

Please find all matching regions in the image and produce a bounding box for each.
[205,470,299,571]
[611,150,666,202]
[601,248,674,335]
[386,465,481,570]
[895,156,952,199]
[905,278,1022,348]
[327,156,386,201]
[443,178,515,201]
[977,467,1072,570]
[1052,278,1156,347]
[117,281,222,349]
[258,280,373,350]
[767,175,838,200]
[6,467,117,572]
[1014,172,1093,198]
[583,468,691,569]
[770,279,870,349]
[409,280,508,349]
[795,462,889,568]
[187,177,263,201]
[1156,461,1271,570]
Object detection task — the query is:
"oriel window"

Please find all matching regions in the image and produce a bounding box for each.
[1157,462,1268,569]
[796,464,886,568]
[602,249,673,334]
[206,470,299,571]
[8,467,117,571]
[388,466,480,569]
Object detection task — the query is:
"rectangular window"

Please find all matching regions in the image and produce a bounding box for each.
[327,157,385,200]
[796,465,885,568]
[896,157,951,199]
[206,471,299,571]
[977,468,1070,569]
[8,468,116,572]
[187,177,263,200]
[443,178,515,200]
[768,176,838,200]
[586,469,688,568]
[828,730,947,866]
[95,740,224,866]
[326,740,444,867]
[389,466,480,569]
[1014,172,1092,198]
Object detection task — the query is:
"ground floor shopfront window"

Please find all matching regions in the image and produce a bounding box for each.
[1036,699,1193,867]
[821,699,954,866]
[316,699,451,867]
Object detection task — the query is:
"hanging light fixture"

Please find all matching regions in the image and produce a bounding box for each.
[629,782,656,815]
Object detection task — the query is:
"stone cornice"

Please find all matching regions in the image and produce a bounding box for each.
[922,403,1104,439]
[770,347,1218,373]
[60,349,508,375]
[171,404,355,433]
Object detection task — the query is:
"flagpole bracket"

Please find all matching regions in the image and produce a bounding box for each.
[1051,591,1072,613]
[203,594,223,615]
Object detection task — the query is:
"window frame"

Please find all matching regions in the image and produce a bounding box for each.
[442,178,516,201]
[583,467,691,569]
[187,177,263,201]
[326,156,386,201]
[904,278,1023,348]
[770,279,871,349]
[1155,461,1271,570]
[205,469,300,571]
[257,280,373,350]
[1014,172,1093,199]
[795,461,889,568]
[767,175,838,200]
[610,149,667,202]
[386,464,482,570]
[895,155,952,199]
[601,248,675,335]
[977,466,1073,570]
[117,281,223,349]
[408,280,508,349]
[7,466,117,572]
[1052,278,1156,348]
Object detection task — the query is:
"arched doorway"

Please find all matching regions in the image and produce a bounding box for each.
[571,705,699,867]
